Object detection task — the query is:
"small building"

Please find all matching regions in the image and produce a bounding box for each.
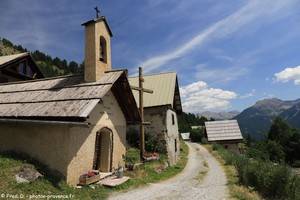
[204,120,243,153]
[0,52,44,82]
[129,72,182,165]
[0,15,140,185]
[181,132,191,141]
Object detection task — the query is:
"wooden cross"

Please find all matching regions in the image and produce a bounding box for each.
[131,67,153,161]
[94,6,100,18]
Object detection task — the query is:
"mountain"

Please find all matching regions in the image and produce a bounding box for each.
[198,111,240,120]
[0,37,83,77]
[235,98,300,140]
[280,101,300,128]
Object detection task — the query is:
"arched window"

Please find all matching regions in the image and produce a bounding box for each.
[99,36,107,63]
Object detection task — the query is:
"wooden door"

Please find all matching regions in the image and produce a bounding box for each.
[93,128,113,172]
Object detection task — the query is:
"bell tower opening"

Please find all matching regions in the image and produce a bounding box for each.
[99,36,107,63]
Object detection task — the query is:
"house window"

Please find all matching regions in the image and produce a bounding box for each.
[175,139,177,152]
[99,36,107,63]
[172,114,175,125]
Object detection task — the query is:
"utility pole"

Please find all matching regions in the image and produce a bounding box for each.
[131,67,153,161]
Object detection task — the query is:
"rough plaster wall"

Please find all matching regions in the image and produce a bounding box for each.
[165,109,180,165]
[128,106,180,166]
[67,91,126,185]
[144,107,167,146]
[221,143,240,154]
[0,91,126,186]
[0,124,71,179]
[84,21,112,82]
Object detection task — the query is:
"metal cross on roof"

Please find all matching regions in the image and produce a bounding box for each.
[94,6,100,18]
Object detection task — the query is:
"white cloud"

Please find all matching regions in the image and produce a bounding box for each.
[239,89,256,99]
[275,66,300,85]
[180,81,237,113]
[195,64,248,83]
[140,0,296,73]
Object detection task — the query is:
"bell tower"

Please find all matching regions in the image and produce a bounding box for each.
[82,11,113,82]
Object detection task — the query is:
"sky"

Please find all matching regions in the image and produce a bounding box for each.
[1,0,300,113]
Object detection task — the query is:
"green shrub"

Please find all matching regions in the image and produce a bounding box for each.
[246,142,270,161]
[292,160,300,168]
[254,162,290,198]
[215,145,293,199]
[145,132,166,153]
[287,175,300,200]
[125,148,140,164]
[201,137,208,144]
[190,128,203,142]
[212,144,235,165]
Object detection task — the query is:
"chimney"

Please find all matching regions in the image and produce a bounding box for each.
[82,16,113,82]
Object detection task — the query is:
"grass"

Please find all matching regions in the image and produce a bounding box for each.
[0,154,109,200]
[204,145,262,200]
[115,140,189,191]
[0,141,189,199]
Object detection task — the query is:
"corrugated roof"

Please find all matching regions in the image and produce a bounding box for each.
[205,120,243,142]
[0,71,122,120]
[129,72,182,112]
[0,52,29,66]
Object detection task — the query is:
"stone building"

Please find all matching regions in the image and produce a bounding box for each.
[0,52,44,82]
[129,72,182,165]
[204,120,243,153]
[0,15,140,185]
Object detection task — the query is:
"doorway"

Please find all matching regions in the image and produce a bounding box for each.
[93,128,113,172]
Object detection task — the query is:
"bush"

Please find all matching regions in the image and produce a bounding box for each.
[235,158,290,198]
[215,145,294,199]
[125,148,140,164]
[190,128,203,142]
[292,160,300,168]
[201,137,208,144]
[287,175,300,200]
[127,128,166,153]
[145,131,166,153]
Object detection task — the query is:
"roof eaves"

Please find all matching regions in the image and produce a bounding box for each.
[81,16,113,37]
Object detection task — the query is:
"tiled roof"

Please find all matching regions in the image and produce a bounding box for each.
[0,71,139,122]
[205,120,243,142]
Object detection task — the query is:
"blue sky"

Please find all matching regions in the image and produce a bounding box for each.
[1,0,300,113]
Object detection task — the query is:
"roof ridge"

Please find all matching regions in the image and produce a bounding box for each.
[129,71,176,78]
[0,74,83,86]
[0,52,29,58]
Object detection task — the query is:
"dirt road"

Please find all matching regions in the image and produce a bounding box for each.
[109,142,228,200]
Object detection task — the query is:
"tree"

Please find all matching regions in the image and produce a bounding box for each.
[68,61,79,74]
[266,140,285,163]
[268,118,292,146]
[267,117,300,164]
[190,128,204,142]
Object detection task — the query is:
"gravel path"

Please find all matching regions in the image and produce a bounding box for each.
[109,142,228,200]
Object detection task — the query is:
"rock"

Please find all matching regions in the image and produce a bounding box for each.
[15,175,30,183]
[15,164,43,183]
[89,185,96,189]
[154,165,166,174]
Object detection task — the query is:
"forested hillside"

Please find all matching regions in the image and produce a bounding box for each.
[0,38,83,77]
[235,98,300,140]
